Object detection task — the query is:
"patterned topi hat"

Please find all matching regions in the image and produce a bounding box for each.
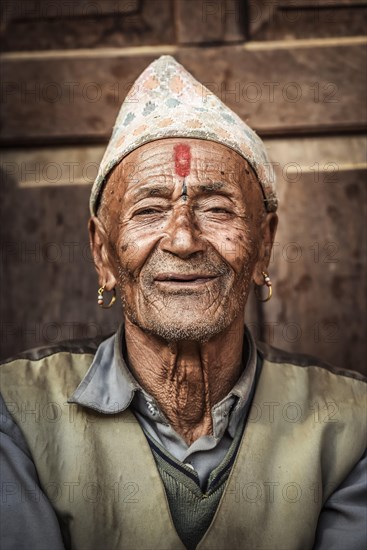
[90,55,278,215]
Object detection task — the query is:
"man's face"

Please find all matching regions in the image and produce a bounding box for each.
[95,138,272,342]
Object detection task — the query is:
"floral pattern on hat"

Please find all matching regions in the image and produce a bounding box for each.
[90,55,278,214]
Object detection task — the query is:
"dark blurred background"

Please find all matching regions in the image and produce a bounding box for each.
[0,0,366,374]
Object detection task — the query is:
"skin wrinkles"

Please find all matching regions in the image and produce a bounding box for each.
[90,138,278,445]
[181,179,188,200]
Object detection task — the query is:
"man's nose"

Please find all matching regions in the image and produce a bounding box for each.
[159,206,204,259]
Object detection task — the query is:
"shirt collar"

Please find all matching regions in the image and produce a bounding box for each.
[68,322,258,419]
[212,327,258,437]
[68,323,139,413]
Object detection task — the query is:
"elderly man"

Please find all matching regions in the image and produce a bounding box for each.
[0,56,366,550]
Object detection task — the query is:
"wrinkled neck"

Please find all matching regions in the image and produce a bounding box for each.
[124,314,246,445]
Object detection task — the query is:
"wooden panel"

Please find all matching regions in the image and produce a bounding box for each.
[0,177,120,359]
[178,43,367,136]
[176,0,245,44]
[0,1,174,51]
[279,1,367,6]
[0,52,159,144]
[249,0,367,39]
[1,0,139,21]
[1,42,365,145]
[265,135,367,169]
[248,0,278,36]
[262,163,366,375]
[0,145,106,187]
[256,135,367,374]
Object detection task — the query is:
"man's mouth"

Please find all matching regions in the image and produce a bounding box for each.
[154,273,218,285]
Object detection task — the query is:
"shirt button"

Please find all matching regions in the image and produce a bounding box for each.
[146,401,158,416]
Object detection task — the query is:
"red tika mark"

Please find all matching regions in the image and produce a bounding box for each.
[174,144,191,177]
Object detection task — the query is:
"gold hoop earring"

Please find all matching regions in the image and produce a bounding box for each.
[254,271,273,302]
[97,285,116,309]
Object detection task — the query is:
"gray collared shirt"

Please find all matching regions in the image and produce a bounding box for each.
[68,324,258,488]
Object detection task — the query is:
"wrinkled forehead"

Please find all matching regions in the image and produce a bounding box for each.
[104,138,258,197]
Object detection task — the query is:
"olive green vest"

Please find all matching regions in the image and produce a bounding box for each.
[1,342,366,550]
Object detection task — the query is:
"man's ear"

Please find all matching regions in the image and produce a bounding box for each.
[253,212,278,286]
[88,216,117,290]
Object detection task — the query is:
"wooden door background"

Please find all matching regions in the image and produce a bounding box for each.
[1,0,366,374]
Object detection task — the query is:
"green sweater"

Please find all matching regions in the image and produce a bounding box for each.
[146,416,245,549]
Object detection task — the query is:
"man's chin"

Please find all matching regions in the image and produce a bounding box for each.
[132,311,234,343]
[121,285,246,342]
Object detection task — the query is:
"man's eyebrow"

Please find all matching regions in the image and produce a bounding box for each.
[192,182,235,197]
[196,182,225,193]
[131,184,172,201]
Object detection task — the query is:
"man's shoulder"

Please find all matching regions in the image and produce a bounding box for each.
[0,333,115,405]
[256,340,366,384]
[0,333,113,368]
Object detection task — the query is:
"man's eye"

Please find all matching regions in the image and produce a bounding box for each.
[207,207,231,214]
[135,208,161,216]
